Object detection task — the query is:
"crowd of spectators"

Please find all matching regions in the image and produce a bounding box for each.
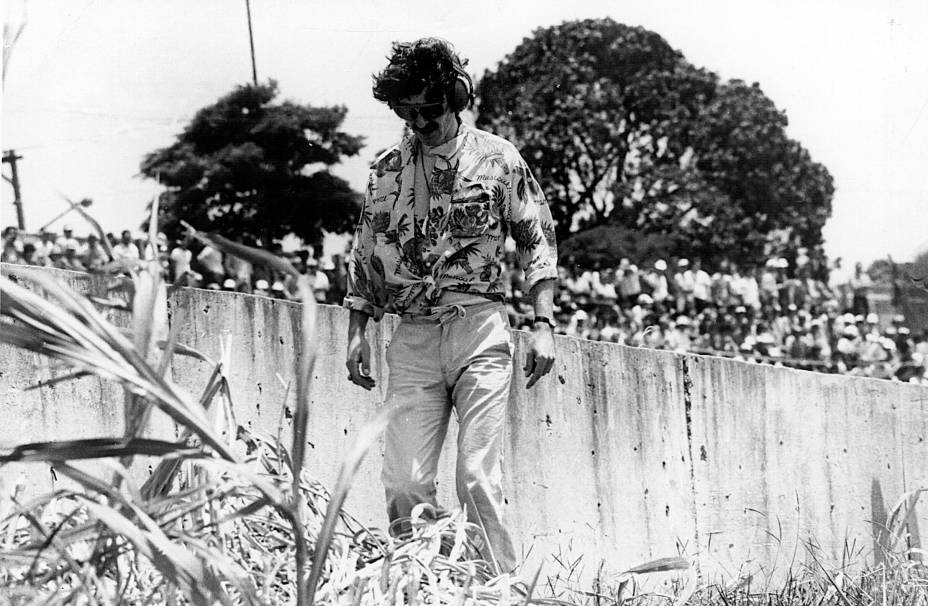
[1,225,348,305]
[501,252,928,384]
[4,224,927,383]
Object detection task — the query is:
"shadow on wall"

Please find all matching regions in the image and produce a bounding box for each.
[871,478,888,566]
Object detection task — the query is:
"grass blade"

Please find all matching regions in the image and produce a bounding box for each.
[306,401,413,604]
[79,497,224,606]
[0,438,202,463]
[1,272,240,462]
[622,556,690,575]
[291,275,318,606]
[292,275,318,484]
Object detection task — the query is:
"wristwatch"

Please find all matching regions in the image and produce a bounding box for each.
[533,315,556,329]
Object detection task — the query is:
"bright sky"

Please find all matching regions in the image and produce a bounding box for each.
[2,0,927,265]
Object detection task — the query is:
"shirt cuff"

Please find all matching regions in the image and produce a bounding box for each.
[523,265,559,294]
[342,295,384,321]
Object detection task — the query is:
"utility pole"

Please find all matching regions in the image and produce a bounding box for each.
[245,0,258,86]
[2,150,25,230]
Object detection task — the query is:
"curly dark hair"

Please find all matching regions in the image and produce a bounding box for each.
[372,37,471,109]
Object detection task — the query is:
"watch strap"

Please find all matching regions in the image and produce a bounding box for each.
[533,315,556,328]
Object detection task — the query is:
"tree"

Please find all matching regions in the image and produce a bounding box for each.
[689,80,834,259]
[558,224,675,269]
[477,18,834,268]
[912,248,928,280]
[140,81,364,247]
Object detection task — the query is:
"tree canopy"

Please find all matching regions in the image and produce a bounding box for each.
[558,224,675,269]
[477,18,834,268]
[140,81,364,246]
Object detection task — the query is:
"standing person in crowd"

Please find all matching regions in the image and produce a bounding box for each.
[731,263,761,312]
[306,257,331,303]
[739,263,762,311]
[666,315,694,353]
[779,263,805,310]
[20,242,41,266]
[326,254,348,305]
[34,230,58,266]
[577,262,600,307]
[112,230,140,262]
[828,256,851,310]
[759,259,780,308]
[674,258,695,312]
[82,233,109,271]
[617,259,642,307]
[591,266,616,304]
[711,259,735,308]
[689,258,713,312]
[565,308,591,338]
[55,225,80,254]
[343,37,558,576]
[645,259,670,310]
[562,261,589,302]
[169,235,194,283]
[57,242,86,271]
[1,226,22,263]
[849,262,872,316]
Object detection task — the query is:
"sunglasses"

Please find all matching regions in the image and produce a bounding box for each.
[391,101,446,122]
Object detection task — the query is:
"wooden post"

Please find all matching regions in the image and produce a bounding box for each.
[2,150,25,230]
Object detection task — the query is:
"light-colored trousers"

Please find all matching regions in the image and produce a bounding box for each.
[382,299,517,574]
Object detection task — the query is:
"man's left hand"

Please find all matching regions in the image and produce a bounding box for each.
[524,325,555,389]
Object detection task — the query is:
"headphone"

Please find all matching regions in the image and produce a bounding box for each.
[447,53,474,113]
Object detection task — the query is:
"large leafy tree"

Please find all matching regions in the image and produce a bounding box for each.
[477,18,834,267]
[141,81,364,246]
[558,224,675,268]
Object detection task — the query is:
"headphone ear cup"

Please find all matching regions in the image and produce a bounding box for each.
[450,77,471,112]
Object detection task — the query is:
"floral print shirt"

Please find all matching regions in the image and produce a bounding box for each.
[344,123,558,319]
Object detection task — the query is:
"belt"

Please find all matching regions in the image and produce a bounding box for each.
[399,299,502,325]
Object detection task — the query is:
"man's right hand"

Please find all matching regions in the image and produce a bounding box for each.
[346,332,375,390]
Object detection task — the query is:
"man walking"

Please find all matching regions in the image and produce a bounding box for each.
[343,38,558,575]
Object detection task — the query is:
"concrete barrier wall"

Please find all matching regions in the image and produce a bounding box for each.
[0,268,177,497]
[2,264,927,581]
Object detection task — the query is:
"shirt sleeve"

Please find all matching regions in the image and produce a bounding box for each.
[506,152,558,292]
[343,170,381,319]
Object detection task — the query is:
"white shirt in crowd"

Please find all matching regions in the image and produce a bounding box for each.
[35,239,59,264]
[689,269,712,301]
[675,270,695,294]
[310,268,331,302]
[113,242,140,261]
[733,274,761,309]
[170,246,193,277]
[55,234,81,254]
[646,272,669,302]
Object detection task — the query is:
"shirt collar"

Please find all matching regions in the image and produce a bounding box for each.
[420,122,468,159]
